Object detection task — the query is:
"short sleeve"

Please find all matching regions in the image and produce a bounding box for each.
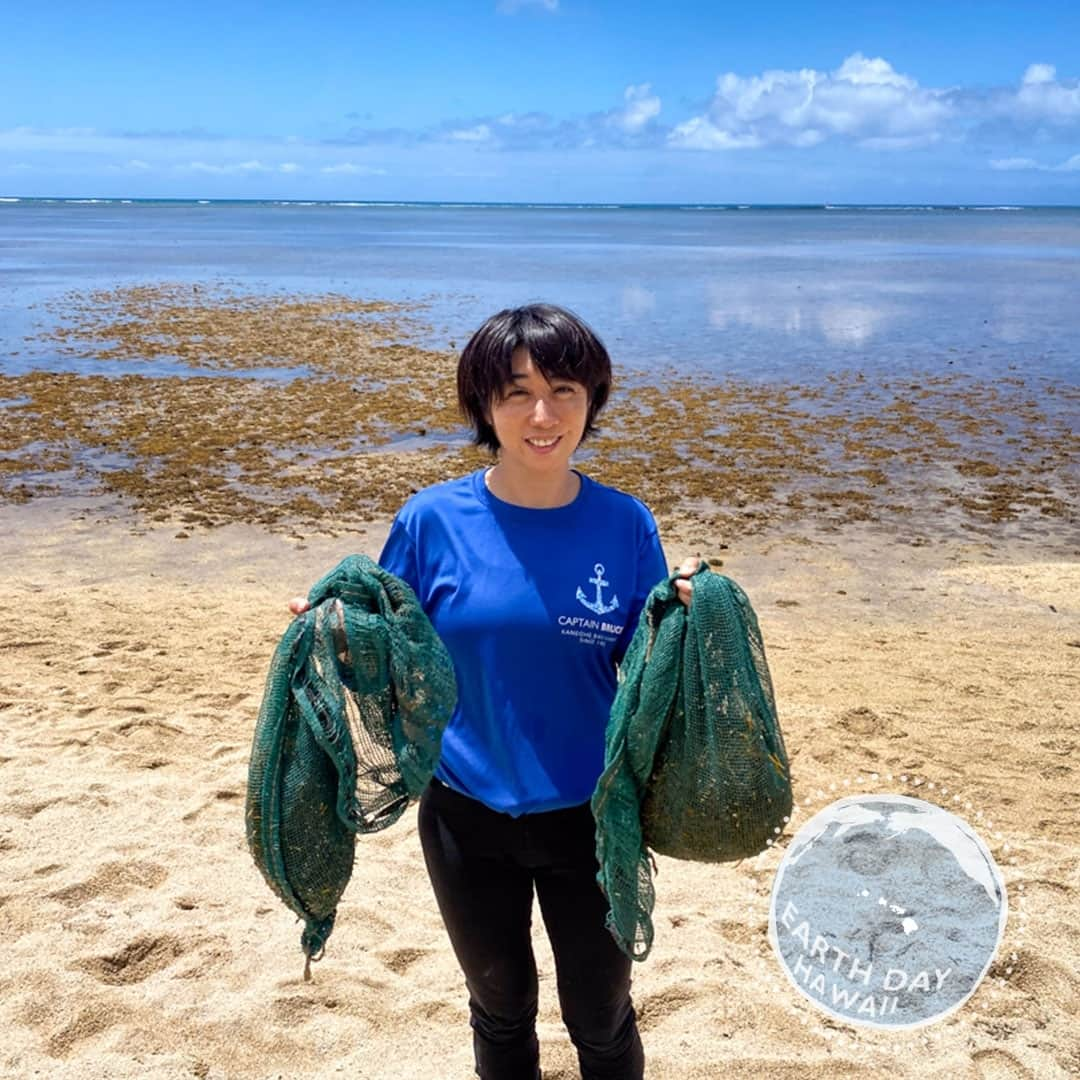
[639,517,668,593]
[379,514,422,599]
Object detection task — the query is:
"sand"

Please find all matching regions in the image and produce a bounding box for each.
[1,494,1078,1080]
[1,284,1078,1076]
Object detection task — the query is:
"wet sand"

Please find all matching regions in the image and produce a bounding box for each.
[1,286,1078,1078]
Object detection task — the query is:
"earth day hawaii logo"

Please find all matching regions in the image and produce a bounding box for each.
[768,794,1008,1030]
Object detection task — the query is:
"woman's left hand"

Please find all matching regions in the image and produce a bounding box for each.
[674,556,699,608]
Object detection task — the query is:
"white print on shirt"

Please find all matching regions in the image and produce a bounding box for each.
[558,614,624,647]
[575,562,620,616]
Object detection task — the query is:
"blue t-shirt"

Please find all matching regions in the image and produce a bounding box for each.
[379,469,668,816]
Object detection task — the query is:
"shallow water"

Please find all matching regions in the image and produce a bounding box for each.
[2,201,1079,386]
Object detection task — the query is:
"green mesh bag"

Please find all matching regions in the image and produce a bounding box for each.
[592,563,792,960]
[246,555,456,974]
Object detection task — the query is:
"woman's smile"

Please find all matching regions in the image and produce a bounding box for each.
[524,434,562,452]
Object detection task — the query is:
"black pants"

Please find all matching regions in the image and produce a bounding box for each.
[417,780,645,1080]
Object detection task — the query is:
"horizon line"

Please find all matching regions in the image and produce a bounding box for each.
[3,196,1079,210]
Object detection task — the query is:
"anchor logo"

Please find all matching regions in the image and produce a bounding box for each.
[576,562,620,616]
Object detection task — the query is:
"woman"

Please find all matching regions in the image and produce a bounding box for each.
[293,304,693,1079]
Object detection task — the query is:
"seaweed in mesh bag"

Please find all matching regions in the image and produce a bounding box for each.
[592,563,792,960]
[246,556,456,977]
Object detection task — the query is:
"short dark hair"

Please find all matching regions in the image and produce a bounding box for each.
[457,303,613,452]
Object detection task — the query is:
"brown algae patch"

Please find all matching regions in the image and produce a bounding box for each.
[38,283,427,379]
[2,283,1078,542]
[0,369,481,528]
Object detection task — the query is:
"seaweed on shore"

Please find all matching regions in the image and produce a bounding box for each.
[2,284,1077,545]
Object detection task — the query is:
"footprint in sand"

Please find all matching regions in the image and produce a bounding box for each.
[706,917,756,945]
[171,938,234,980]
[48,859,168,906]
[270,992,346,1023]
[377,946,432,975]
[45,999,121,1059]
[1,796,63,819]
[415,998,461,1023]
[103,716,189,757]
[634,984,698,1031]
[74,933,188,985]
[838,705,894,737]
[15,984,125,1061]
[1004,948,1080,1003]
[112,716,185,734]
[971,1048,1035,1080]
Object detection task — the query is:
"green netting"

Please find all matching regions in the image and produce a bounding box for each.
[246,555,456,971]
[592,563,792,961]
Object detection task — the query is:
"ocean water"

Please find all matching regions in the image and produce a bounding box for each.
[1,199,1079,386]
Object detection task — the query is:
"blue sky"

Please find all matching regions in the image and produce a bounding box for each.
[3,0,1080,203]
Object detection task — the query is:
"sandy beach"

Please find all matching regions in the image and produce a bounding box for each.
[1,287,1078,1078]
[2,496,1077,1079]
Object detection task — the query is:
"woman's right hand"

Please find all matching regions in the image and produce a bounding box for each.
[288,596,311,616]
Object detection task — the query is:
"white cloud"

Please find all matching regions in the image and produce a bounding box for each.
[669,117,762,150]
[1010,62,1080,123]
[320,163,388,175]
[670,52,950,151]
[1022,63,1057,86]
[989,157,1041,171]
[860,133,941,150]
[989,152,1080,172]
[431,111,568,150]
[608,84,661,134]
[187,160,270,174]
[982,62,1080,133]
[432,88,664,151]
[3,56,1077,178]
[447,124,493,143]
[835,54,915,89]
